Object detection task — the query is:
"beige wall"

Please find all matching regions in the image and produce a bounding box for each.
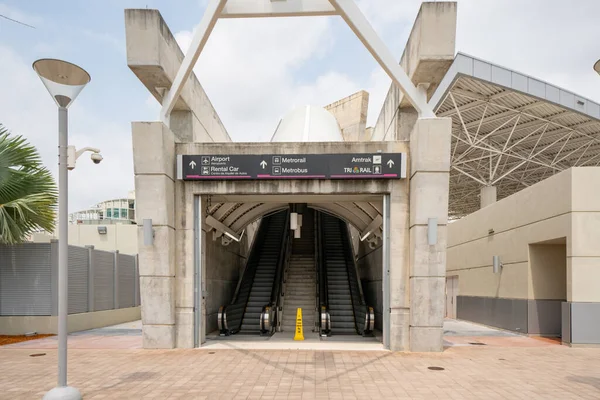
[32,225,138,255]
[70,224,137,255]
[529,243,567,300]
[447,168,600,302]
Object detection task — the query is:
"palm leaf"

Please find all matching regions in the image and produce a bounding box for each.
[0,124,57,244]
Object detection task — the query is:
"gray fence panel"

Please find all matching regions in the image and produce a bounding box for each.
[68,245,89,314]
[118,254,136,308]
[0,243,53,316]
[93,250,115,311]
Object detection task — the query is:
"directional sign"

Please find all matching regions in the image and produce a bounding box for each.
[177,153,405,181]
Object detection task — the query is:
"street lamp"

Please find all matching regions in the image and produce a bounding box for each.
[33,59,91,400]
[595,59,600,75]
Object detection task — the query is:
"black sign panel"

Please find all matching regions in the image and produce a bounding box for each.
[179,153,404,181]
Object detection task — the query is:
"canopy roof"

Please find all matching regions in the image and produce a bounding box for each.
[430,53,600,218]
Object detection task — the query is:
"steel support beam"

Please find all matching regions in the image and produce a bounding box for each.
[323,0,435,118]
[221,0,336,18]
[160,0,227,123]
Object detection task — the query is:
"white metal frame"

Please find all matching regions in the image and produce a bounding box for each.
[430,53,600,218]
[443,82,600,217]
[160,0,435,124]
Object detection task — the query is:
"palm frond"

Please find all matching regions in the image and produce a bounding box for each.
[0,124,57,244]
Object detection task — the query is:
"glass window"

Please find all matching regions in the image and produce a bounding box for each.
[113,208,120,218]
[121,209,128,218]
[106,209,112,218]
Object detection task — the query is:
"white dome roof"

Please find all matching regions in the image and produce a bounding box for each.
[271,105,343,143]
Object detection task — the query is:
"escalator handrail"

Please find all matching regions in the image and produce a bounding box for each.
[268,211,291,307]
[339,218,369,334]
[317,212,329,310]
[341,222,367,305]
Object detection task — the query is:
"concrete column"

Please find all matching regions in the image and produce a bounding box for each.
[174,182,195,348]
[396,108,419,142]
[408,117,452,352]
[480,186,497,209]
[133,122,177,349]
[389,182,410,351]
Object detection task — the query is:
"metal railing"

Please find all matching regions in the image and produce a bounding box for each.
[340,221,374,336]
[260,212,292,335]
[316,212,331,336]
[218,214,272,335]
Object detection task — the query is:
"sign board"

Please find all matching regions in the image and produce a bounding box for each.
[177,153,405,181]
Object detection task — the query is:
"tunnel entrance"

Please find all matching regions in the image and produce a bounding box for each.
[200,200,385,347]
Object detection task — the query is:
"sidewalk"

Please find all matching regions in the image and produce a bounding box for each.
[1,344,599,399]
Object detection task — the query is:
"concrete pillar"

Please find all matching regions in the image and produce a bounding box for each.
[133,122,177,349]
[396,108,419,142]
[408,117,452,352]
[389,183,410,351]
[480,186,497,209]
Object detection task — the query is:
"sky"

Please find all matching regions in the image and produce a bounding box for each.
[1,0,599,213]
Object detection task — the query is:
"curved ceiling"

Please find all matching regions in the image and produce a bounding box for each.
[206,201,382,248]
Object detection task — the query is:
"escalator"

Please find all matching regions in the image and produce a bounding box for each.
[317,212,374,336]
[218,210,290,335]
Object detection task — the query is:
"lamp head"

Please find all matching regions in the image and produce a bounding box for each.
[595,59,600,76]
[32,59,90,108]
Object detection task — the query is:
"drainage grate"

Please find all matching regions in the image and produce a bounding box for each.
[209,352,215,354]
[469,342,486,346]
[30,353,46,357]
[428,366,445,371]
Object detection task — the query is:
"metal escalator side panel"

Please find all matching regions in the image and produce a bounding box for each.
[220,210,288,334]
[239,210,290,334]
[339,219,373,336]
[262,211,292,335]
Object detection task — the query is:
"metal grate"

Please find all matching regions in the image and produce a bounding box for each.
[68,246,89,314]
[93,250,115,311]
[118,253,135,308]
[0,244,53,316]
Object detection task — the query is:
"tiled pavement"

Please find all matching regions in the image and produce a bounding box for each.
[1,320,599,399]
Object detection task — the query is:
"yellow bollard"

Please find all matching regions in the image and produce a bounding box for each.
[293,308,304,341]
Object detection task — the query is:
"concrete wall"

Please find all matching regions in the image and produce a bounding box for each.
[203,222,248,334]
[371,2,456,141]
[0,306,141,335]
[448,168,600,343]
[125,9,231,143]
[128,4,454,353]
[358,244,383,331]
[325,91,370,141]
[31,224,138,255]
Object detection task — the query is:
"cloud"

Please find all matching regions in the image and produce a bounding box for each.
[0,3,43,28]
[456,0,600,103]
[356,0,600,105]
[82,30,125,55]
[0,44,133,214]
[175,16,342,141]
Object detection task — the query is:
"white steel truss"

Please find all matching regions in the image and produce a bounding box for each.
[437,75,600,218]
[160,0,435,124]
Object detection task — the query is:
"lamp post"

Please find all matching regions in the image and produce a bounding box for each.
[33,59,91,400]
[595,59,600,75]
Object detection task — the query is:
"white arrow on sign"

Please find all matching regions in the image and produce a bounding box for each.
[189,160,197,169]
[260,160,268,169]
[387,159,395,168]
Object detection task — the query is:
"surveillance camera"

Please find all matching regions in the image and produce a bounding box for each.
[90,152,103,164]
